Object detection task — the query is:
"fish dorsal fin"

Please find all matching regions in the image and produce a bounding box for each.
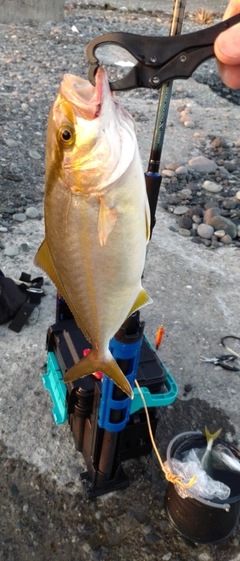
[34,239,92,343]
[127,287,152,317]
[98,196,117,246]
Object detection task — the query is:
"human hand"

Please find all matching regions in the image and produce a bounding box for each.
[214,0,240,89]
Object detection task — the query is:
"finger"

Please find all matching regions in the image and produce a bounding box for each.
[214,23,240,64]
[216,59,240,89]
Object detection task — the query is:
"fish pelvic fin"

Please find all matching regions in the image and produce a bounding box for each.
[63,349,133,399]
[127,287,152,317]
[98,196,117,246]
[205,426,222,446]
[34,239,92,342]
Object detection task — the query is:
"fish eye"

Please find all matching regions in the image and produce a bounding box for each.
[58,125,75,147]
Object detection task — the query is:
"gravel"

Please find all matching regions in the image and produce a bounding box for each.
[1,3,240,561]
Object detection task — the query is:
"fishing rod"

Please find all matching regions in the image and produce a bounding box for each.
[145,0,187,235]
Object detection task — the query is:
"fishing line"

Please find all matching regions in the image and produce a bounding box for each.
[134,379,196,489]
[221,336,240,359]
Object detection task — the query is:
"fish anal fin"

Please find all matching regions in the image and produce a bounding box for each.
[127,288,152,317]
[98,196,117,246]
[34,239,92,343]
[64,349,133,398]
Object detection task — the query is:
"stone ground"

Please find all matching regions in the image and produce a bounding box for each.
[1,2,240,561]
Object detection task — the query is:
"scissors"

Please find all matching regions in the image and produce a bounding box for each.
[200,354,240,372]
[86,13,240,91]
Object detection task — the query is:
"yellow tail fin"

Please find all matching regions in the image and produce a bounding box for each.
[63,349,133,399]
[205,426,222,444]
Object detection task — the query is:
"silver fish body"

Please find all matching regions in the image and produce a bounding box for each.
[35,68,151,397]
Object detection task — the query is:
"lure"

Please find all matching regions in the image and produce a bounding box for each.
[156,317,165,350]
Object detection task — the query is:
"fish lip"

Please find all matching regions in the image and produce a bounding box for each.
[61,68,110,120]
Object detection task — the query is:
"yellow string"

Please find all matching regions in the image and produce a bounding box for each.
[134,379,196,489]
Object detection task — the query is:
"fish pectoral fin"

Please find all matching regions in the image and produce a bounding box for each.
[64,349,133,399]
[127,287,152,317]
[34,239,92,343]
[145,199,151,243]
[98,196,117,246]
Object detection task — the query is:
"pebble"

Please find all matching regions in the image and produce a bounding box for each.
[179,215,192,229]
[29,150,41,160]
[173,206,189,215]
[175,166,188,175]
[179,188,192,199]
[21,242,30,252]
[203,207,221,222]
[214,230,225,238]
[184,120,195,128]
[0,226,8,232]
[188,156,218,174]
[179,228,191,237]
[4,246,19,257]
[162,169,176,178]
[197,223,214,239]
[203,180,222,194]
[221,234,232,244]
[237,224,240,237]
[13,213,26,222]
[4,138,18,147]
[26,206,39,218]
[236,191,240,200]
[205,216,237,239]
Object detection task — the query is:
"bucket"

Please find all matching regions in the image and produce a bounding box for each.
[165,431,240,544]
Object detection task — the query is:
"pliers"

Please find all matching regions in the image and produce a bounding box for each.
[86,13,240,91]
[200,354,240,372]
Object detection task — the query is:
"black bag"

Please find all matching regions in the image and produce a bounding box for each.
[0,270,44,332]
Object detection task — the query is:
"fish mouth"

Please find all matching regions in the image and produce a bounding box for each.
[60,68,110,121]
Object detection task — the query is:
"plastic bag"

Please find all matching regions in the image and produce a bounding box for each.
[165,448,230,501]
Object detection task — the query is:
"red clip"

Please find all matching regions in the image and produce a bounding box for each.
[83,348,104,379]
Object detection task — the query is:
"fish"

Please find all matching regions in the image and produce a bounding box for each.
[200,427,222,477]
[212,444,240,473]
[34,67,151,398]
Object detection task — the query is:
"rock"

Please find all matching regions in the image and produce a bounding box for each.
[192,215,202,224]
[223,161,238,172]
[188,156,218,174]
[21,242,30,252]
[203,207,221,223]
[26,206,39,218]
[191,236,203,244]
[162,169,176,178]
[236,191,240,201]
[197,223,214,239]
[179,228,191,237]
[4,138,18,147]
[173,206,189,215]
[178,216,192,230]
[237,225,240,237]
[221,234,232,244]
[218,166,229,178]
[178,188,192,199]
[203,180,222,194]
[206,216,237,239]
[186,206,203,218]
[184,120,195,128]
[175,166,188,175]
[0,226,8,232]
[211,136,228,149]
[29,150,41,160]
[214,230,226,238]
[222,199,237,210]
[12,212,26,222]
[4,246,19,257]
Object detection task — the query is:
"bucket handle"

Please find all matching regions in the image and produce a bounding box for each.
[166,431,230,511]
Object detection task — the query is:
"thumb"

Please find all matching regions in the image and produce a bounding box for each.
[214,22,240,64]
